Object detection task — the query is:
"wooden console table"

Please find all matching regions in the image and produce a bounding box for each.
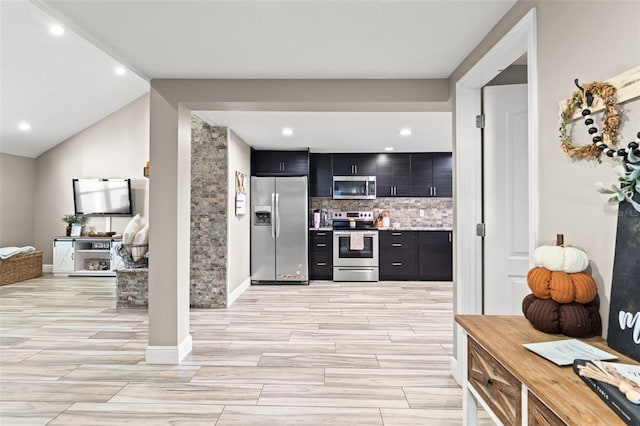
[456,315,638,425]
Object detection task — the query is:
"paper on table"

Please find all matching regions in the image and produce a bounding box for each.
[607,361,640,384]
[523,339,618,366]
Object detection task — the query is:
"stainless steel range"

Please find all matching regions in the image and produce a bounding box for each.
[332,211,379,282]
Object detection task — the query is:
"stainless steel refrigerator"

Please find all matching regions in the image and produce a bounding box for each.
[251,176,309,284]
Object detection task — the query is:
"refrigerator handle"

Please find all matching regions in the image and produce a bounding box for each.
[271,193,276,238]
[275,193,281,238]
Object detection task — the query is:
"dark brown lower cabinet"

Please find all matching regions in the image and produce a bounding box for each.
[309,231,332,280]
[418,231,453,281]
[379,231,418,280]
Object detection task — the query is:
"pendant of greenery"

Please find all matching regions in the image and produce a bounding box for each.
[596,149,640,212]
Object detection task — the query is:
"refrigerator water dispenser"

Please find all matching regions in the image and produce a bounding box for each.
[254,206,272,226]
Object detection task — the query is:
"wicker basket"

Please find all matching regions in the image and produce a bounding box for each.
[84,258,110,271]
[117,244,148,269]
[0,251,43,286]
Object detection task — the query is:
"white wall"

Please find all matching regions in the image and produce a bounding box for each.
[450,0,640,332]
[0,154,36,247]
[35,94,150,263]
[227,129,251,301]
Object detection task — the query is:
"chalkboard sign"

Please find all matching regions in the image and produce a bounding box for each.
[607,196,640,362]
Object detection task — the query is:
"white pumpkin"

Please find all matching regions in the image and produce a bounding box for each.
[532,245,589,273]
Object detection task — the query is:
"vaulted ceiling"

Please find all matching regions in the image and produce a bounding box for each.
[1,0,517,158]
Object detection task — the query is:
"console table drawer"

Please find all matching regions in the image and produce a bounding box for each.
[528,392,565,426]
[468,337,522,425]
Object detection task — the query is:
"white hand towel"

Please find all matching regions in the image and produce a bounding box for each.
[349,232,365,250]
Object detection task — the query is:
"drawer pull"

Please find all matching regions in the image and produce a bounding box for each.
[392,262,403,266]
[392,232,402,236]
[392,243,402,247]
[317,243,327,247]
[481,377,493,387]
[316,262,327,266]
[317,232,326,236]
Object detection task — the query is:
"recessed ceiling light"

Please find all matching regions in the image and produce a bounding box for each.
[281,127,294,137]
[399,128,412,137]
[114,66,127,76]
[384,147,394,151]
[18,122,32,131]
[50,24,65,36]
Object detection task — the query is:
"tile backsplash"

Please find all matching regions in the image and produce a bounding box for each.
[310,197,453,228]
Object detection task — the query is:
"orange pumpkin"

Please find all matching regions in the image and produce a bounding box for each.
[571,273,599,304]
[527,267,552,299]
[527,267,597,304]
[550,272,575,303]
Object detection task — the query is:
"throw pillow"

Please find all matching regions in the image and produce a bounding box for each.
[122,214,142,245]
[132,225,149,261]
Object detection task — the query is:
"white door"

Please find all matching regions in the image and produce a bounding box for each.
[483,84,530,314]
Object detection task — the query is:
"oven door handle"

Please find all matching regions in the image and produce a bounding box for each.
[334,231,378,237]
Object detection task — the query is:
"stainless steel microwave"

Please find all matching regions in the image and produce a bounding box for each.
[332,176,376,199]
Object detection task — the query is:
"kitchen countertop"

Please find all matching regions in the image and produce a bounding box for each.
[378,227,453,231]
[309,227,453,231]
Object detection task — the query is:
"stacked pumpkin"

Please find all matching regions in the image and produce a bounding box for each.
[522,244,602,338]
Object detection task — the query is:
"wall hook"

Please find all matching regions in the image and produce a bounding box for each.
[574,78,594,107]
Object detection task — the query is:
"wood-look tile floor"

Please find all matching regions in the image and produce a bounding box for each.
[1,276,493,425]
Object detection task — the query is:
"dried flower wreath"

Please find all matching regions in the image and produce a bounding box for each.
[560,80,620,161]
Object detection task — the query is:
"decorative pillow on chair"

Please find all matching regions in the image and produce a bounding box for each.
[132,225,149,261]
[122,214,143,245]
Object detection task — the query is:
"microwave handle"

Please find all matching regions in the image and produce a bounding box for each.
[365,180,369,195]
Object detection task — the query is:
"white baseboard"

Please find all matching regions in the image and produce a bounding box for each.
[450,355,462,386]
[227,277,251,307]
[145,334,192,364]
[43,264,53,274]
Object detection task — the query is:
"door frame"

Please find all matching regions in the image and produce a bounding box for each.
[451,8,539,383]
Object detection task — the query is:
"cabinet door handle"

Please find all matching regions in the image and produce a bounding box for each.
[392,232,402,236]
[449,232,452,243]
[317,243,326,247]
[392,243,402,247]
[392,262,403,266]
[317,262,327,266]
[355,165,358,174]
[317,232,326,236]
[433,187,437,196]
[481,377,493,387]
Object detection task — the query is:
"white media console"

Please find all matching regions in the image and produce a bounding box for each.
[53,237,124,276]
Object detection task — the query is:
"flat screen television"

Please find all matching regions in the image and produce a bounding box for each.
[73,178,133,216]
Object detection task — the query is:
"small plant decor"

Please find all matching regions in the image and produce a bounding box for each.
[61,214,81,225]
[596,148,640,212]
